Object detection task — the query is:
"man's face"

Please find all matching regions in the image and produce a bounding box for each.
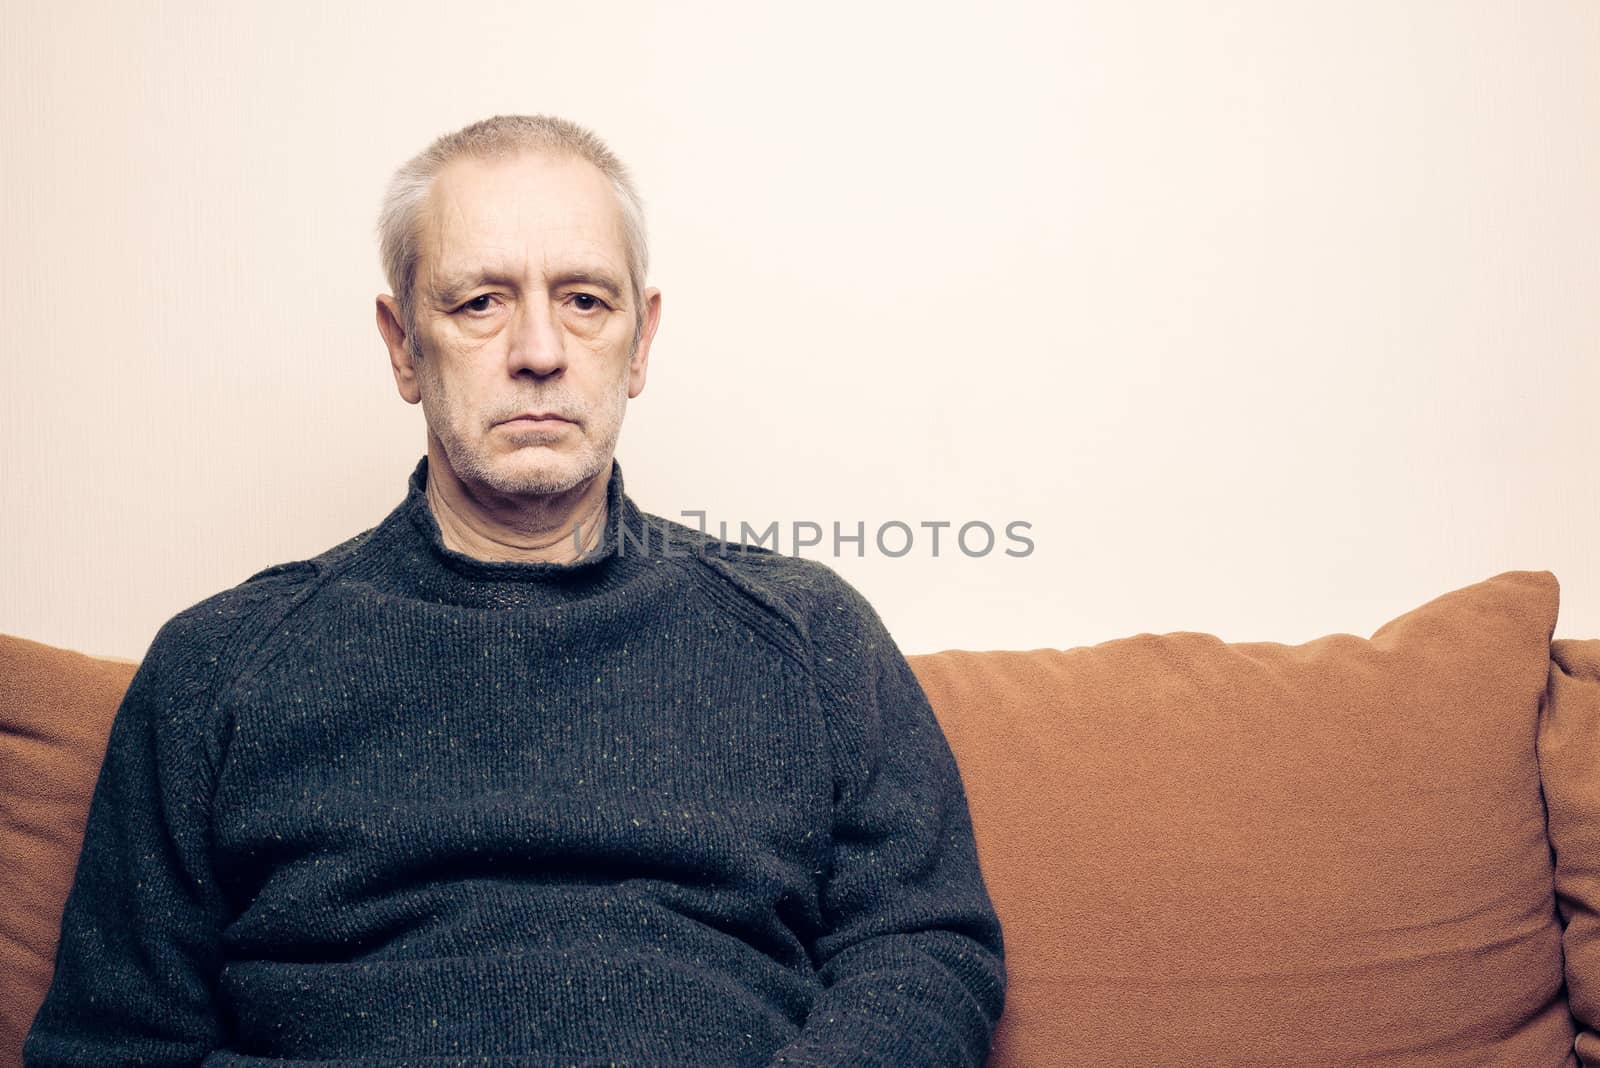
[381,150,660,499]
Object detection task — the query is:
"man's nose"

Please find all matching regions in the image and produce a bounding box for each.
[505,294,567,377]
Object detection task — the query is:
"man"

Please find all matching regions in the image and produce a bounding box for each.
[26,114,1005,1066]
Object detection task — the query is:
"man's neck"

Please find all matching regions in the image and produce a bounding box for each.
[424,451,610,566]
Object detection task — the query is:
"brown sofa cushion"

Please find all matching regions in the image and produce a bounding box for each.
[0,634,135,1064]
[908,569,1574,1068]
[1538,636,1600,1063]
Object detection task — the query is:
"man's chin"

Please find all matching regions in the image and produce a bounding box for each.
[482,449,594,498]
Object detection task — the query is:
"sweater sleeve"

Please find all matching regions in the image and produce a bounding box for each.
[769,570,1006,1067]
[24,609,240,1066]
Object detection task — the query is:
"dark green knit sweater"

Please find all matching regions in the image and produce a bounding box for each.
[25,456,1005,1067]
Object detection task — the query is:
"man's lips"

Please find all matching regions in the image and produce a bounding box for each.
[499,412,574,427]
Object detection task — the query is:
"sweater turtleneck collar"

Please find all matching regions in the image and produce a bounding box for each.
[334,453,665,610]
[403,453,637,576]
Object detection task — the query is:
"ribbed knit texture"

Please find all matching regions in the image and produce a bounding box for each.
[25,456,1005,1067]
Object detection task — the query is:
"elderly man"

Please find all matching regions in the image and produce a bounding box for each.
[26,114,1005,1066]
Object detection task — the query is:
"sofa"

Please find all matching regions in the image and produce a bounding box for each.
[3,568,1598,1067]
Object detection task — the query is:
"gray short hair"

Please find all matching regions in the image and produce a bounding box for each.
[376,114,649,355]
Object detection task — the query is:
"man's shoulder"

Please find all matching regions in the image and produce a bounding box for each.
[640,508,889,662]
[146,552,327,674]
[163,516,387,635]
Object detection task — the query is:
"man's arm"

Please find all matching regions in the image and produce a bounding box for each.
[25,613,238,1066]
[770,571,1006,1067]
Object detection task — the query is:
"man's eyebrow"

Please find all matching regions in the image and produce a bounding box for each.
[429,270,511,303]
[429,268,626,303]
[549,270,625,302]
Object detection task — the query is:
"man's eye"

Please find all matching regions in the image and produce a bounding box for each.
[460,295,495,314]
[570,293,606,312]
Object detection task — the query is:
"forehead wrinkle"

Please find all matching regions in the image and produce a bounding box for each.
[418,156,633,304]
[436,231,623,289]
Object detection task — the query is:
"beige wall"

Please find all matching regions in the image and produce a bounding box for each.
[2,0,1596,659]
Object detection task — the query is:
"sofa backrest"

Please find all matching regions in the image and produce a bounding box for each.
[0,636,135,1065]
[908,569,1600,1067]
[4,569,1600,1067]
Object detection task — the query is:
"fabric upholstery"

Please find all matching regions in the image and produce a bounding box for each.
[0,635,135,1063]
[1538,636,1600,1062]
[2,569,1590,1067]
[908,569,1575,1068]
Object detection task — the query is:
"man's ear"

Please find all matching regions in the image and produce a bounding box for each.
[377,294,422,405]
[627,287,662,400]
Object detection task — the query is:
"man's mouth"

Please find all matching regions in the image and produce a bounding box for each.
[500,412,573,427]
